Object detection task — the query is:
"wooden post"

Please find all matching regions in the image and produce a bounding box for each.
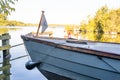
[1,33,11,80]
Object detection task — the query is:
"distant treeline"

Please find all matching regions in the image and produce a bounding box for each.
[1,5,120,33]
[0,14,67,27]
[0,14,37,26]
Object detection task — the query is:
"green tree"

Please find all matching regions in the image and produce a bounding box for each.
[80,5,120,33]
[0,0,18,15]
[0,14,7,20]
[94,5,108,33]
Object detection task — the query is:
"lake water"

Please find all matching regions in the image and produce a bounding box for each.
[0,26,47,80]
[0,26,120,80]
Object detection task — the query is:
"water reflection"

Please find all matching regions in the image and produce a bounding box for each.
[68,30,120,43]
[0,26,47,80]
[0,28,9,35]
[0,27,21,35]
[0,26,120,43]
[0,26,120,80]
[94,32,103,41]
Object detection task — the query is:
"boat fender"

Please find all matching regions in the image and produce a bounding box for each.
[25,60,41,70]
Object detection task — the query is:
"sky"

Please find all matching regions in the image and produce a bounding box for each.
[8,0,120,24]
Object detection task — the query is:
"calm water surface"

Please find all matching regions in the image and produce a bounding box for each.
[0,26,47,80]
[0,26,120,80]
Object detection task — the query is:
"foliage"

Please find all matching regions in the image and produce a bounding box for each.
[0,0,18,15]
[0,14,35,26]
[0,14,7,20]
[80,5,120,33]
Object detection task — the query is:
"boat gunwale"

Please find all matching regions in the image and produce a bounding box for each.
[21,35,120,60]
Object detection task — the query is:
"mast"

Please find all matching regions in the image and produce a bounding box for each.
[36,11,44,37]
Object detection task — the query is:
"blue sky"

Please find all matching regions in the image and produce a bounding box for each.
[8,0,120,24]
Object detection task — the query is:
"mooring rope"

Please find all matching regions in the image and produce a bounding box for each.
[10,55,28,61]
[0,55,29,64]
[11,43,24,48]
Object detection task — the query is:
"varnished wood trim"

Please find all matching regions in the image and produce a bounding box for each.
[21,35,120,60]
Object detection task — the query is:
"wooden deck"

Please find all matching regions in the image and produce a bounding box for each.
[22,35,120,60]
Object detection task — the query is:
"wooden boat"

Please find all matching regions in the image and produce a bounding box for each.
[21,11,120,80]
[21,33,120,80]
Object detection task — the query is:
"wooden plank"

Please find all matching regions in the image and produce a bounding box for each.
[57,44,120,60]
[0,64,11,71]
[0,34,11,40]
[0,74,5,79]
[2,36,11,80]
[0,45,11,51]
[0,73,11,79]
